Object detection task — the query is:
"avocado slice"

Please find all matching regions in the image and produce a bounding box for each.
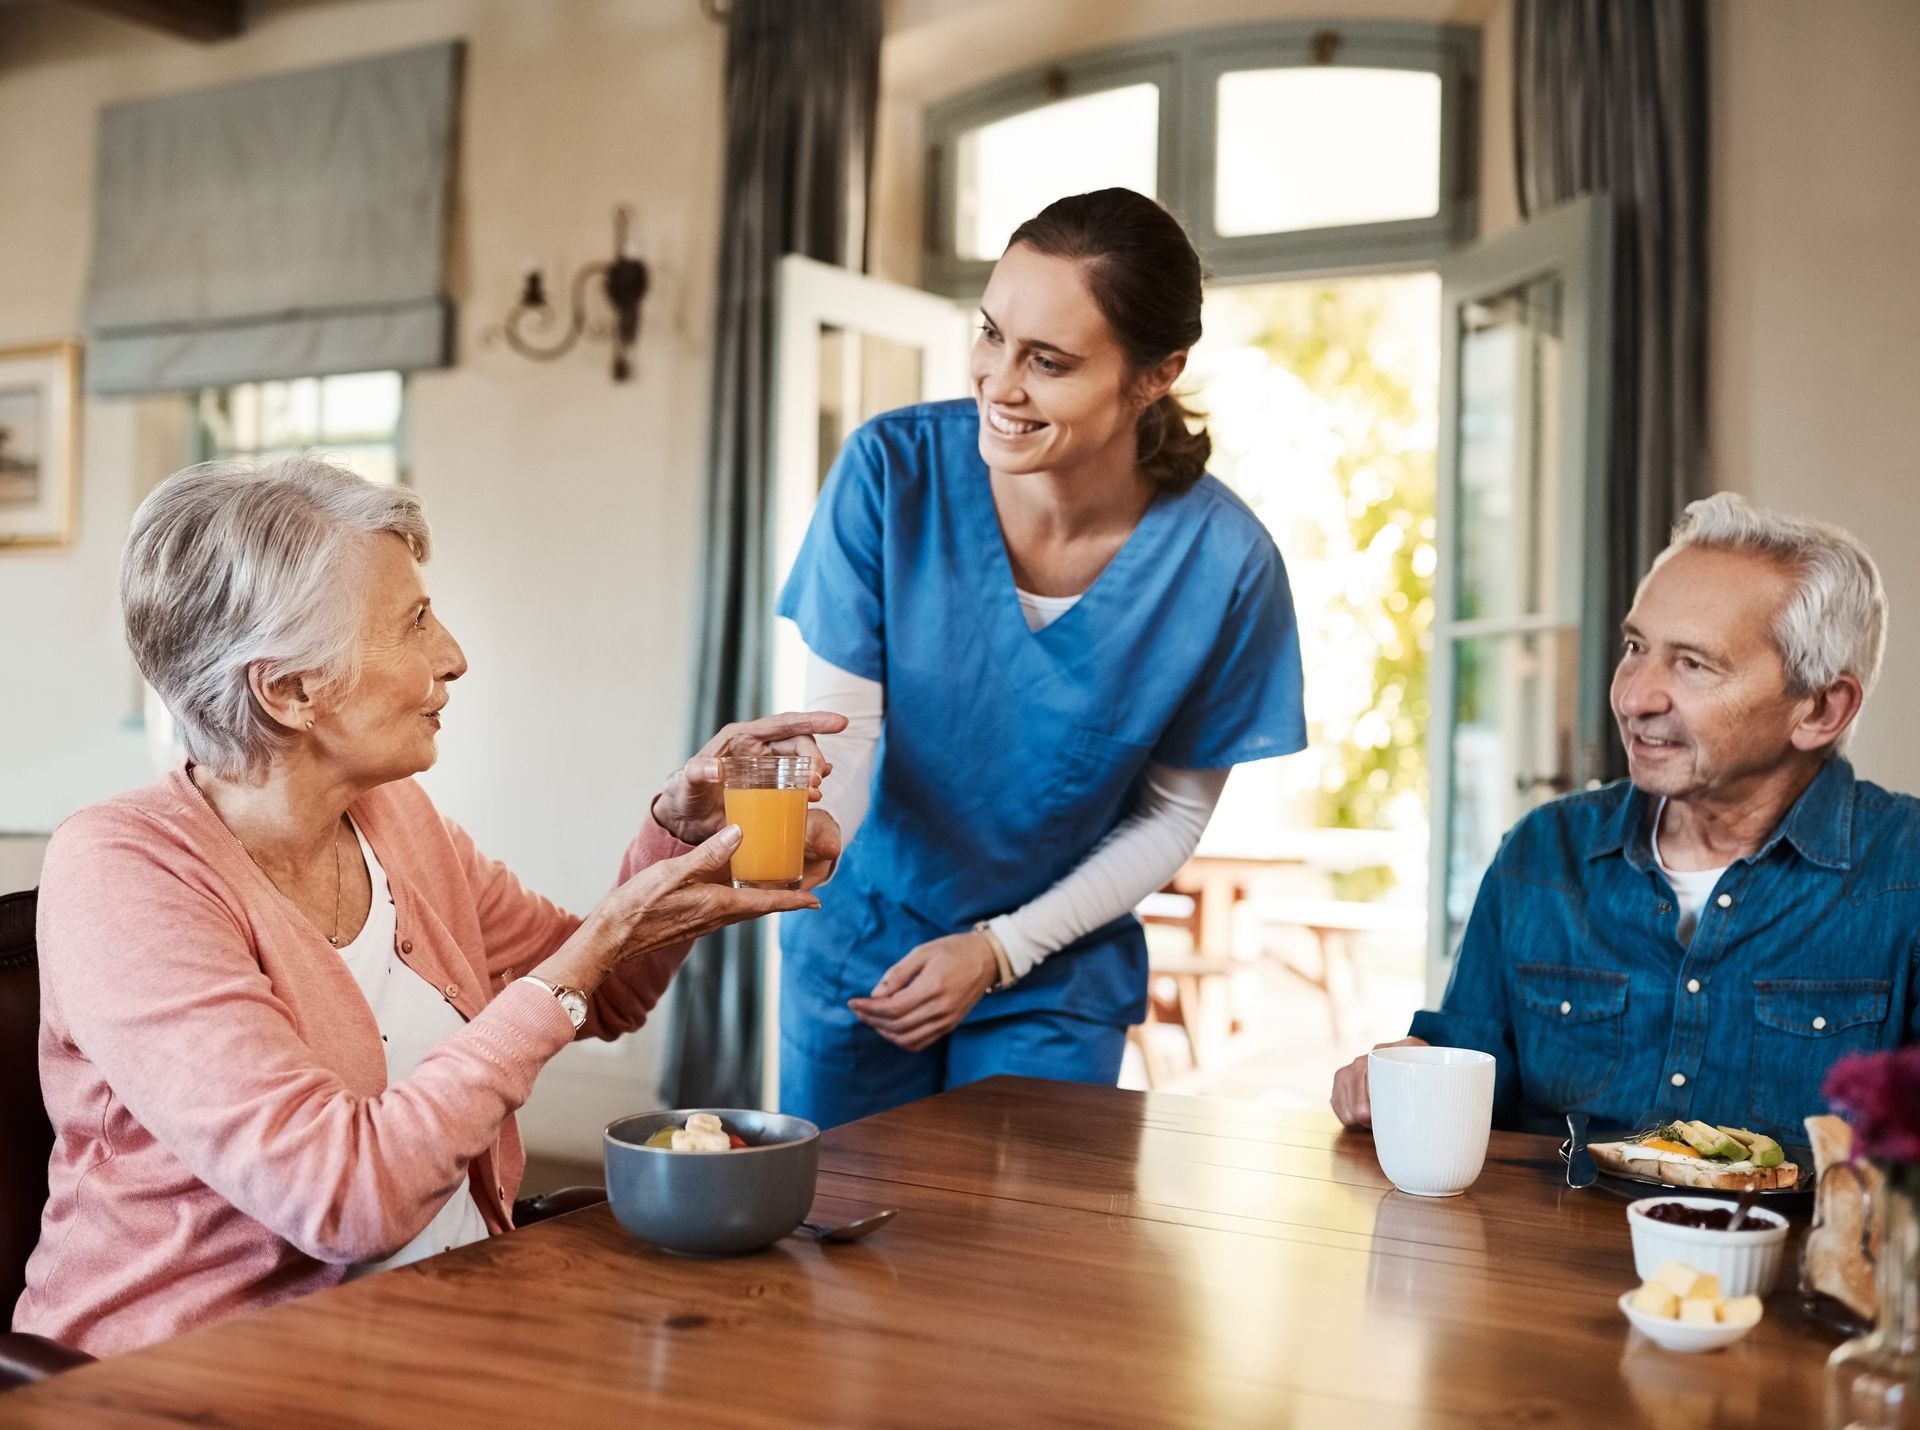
[1682,1120,1749,1160]
[1716,1125,1785,1167]
[1744,1131,1785,1168]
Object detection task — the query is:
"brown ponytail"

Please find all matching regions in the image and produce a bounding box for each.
[1007,188,1211,494]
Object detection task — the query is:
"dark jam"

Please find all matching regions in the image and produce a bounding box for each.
[1640,1202,1778,1230]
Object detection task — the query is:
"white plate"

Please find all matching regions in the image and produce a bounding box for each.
[1617,1290,1760,1353]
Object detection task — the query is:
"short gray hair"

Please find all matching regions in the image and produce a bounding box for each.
[1650,492,1888,708]
[123,455,432,778]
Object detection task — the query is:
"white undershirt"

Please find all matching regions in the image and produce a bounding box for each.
[1651,798,1729,947]
[337,818,492,1278]
[805,588,1228,983]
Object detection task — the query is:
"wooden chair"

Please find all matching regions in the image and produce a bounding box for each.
[0,890,93,1388]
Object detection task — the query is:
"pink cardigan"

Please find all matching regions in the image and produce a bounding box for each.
[12,768,692,1357]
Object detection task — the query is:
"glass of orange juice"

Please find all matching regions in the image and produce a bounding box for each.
[720,755,812,890]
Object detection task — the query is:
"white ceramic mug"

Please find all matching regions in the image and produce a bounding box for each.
[1367,1045,1496,1197]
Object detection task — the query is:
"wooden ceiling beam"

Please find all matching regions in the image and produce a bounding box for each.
[55,0,245,43]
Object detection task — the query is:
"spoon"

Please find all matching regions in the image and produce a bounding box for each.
[1729,1185,1761,1231]
[796,1208,897,1243]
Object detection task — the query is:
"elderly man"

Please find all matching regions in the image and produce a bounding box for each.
[1331,494,1919,1149]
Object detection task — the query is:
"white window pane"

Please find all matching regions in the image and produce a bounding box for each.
[325,444,400,486]
[319,371,403,440]
[1215,68,1441,237]
[955,84,1158,261]
[260,378,320,447]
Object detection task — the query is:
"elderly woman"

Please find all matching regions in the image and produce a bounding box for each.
[12,457,841,1357]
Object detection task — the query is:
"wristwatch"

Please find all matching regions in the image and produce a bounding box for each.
[519,974,589,1031]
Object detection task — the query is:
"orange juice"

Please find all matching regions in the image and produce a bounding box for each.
[723,785,808,888]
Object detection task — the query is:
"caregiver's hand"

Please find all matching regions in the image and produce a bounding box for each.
[651,710,849,845]
[801,809,842,892]
[849,932,998,1052]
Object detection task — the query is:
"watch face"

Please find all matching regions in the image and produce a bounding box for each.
[559,990,589,1029]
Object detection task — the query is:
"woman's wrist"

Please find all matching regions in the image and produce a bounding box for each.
[532,913,619,995]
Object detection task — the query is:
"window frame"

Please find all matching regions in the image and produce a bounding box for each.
[921,20,1479,296]
[189,370,412,485]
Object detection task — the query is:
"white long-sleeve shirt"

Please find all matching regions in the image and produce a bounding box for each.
[804,588,1226,983]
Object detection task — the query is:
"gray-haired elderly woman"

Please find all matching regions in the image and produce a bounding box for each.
[12,456,844,1357]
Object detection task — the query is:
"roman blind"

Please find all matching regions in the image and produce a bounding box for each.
[83,41,463,395]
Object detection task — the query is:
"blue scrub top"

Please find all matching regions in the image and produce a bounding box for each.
[776,399,1306,1028]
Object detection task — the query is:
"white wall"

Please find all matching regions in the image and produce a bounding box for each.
[0,0,728,1153]
[1710,0,1920,793]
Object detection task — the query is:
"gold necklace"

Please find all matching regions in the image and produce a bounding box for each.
[239,823,344,947]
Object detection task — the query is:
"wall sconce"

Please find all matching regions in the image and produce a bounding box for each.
[492,205,650,381]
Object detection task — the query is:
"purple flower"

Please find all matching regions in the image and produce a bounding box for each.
[1824,1047,1920,1164]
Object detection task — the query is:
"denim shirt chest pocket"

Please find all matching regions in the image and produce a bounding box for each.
[1749,978,1891,1137]
[1512,963,1630,1110]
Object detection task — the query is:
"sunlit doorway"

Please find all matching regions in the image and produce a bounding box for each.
[1126,274,1440,1100]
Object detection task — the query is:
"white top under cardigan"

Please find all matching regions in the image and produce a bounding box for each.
[806,586,1228,984]
[337,818,492,1277]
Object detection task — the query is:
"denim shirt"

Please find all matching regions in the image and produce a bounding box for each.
[1411,758,1920,1154]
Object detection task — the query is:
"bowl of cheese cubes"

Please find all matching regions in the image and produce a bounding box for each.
[603,1108,819,1256]
[1620,1259,1765,1352]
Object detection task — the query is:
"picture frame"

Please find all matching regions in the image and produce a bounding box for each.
[0,339,82,549]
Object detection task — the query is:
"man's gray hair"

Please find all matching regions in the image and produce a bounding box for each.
[122,455,432,779]
[1652,492,1887,704]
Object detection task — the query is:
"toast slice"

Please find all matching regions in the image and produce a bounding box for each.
[1589,1139,1801,1190]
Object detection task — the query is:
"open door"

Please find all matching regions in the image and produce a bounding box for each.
[763,255,970,1101]
[1427,195,1615,1000]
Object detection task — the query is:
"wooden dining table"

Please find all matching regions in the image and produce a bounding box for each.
[0,1076,1839,1427]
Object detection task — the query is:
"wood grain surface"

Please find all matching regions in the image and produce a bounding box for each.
[0,1077,1839,1428]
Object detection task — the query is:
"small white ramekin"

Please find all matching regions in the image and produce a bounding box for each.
[1625,1195,1790,1298]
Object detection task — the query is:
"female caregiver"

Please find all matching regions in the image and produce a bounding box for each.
[776,187,1305,1127]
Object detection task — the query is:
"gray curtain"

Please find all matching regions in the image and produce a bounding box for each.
[659,0,883,1110]
[84,43,462,395]
[1514,0,1708,782]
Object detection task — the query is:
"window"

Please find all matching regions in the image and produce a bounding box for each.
[923,22,1477,294]
[193,370,407,484]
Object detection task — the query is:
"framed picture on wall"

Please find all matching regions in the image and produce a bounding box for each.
[0,339,81,549]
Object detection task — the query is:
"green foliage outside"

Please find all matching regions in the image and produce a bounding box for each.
[1210,281,1436,895]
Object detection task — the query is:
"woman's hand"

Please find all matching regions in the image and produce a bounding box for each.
[848,932,998,1053]
[651,711,849,846]
[537,827,818,991]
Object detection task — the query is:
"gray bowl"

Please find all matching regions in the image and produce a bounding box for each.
[603,1109,820,1256]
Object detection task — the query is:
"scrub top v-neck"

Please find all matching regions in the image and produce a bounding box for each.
[777,398,1306,1030]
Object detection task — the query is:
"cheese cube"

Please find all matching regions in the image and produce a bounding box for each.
[1629,1282,1681,1319]
[1651,1261,1709,1298]
[686,1113,724,1135]
[1679,1299,1718,1326]
[1717,1295,1763,1327]
[1682,1272,1721,1302]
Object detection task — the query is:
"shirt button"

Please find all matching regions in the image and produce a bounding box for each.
[1716,893,1732,909]
[1559,1000,1572,1015]
[400,939,414,954]
[1813,1015,1828,1031]
[1671,1072,1688,1088]
[445,983,460,999]
[1686,979,1701,994]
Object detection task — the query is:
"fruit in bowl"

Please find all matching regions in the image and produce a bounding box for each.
[603,1108,819,1256]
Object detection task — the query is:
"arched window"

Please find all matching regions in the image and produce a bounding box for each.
[922,21,1479,293]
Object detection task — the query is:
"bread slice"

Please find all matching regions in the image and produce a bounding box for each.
[1589,1140,1801,1191]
